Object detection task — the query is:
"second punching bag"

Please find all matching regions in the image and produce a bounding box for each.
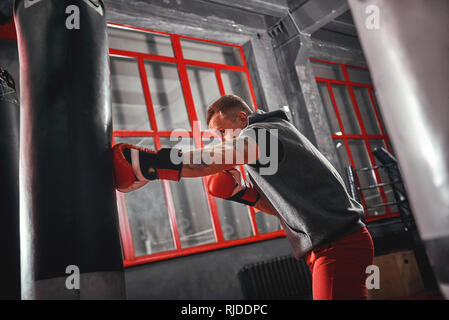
[15,0,126,299]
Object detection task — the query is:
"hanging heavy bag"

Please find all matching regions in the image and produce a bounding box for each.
[15,0,125,299]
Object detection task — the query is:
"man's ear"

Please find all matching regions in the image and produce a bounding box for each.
[238,111,248,125]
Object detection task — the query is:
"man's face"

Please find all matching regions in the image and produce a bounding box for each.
[208,111,248,142]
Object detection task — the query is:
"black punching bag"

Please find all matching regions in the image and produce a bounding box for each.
[14,0,126,299]
[0,69,21,299]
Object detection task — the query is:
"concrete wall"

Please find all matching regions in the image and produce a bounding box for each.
[125,237,292,299]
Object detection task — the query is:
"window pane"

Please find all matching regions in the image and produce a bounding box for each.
[256,212,281,234]
[347,140,385,216]
[145,61,191,131]
[317,82,343,135]
[216,198,254,240]
[347,67,372,84]
[161,137,216,248]
[115,137,175,256]
[371,89,388,134]
[353,87,381,135]
[203,139,254,240]
[108,26,174,57]
[370,140,399,213]
[111,57,151,131]
[331,85,361,134]
[221,70,253,108]
[333,139,351,189]
[181,39,243,66]
[311,61,344,80]
[187,66,221,130]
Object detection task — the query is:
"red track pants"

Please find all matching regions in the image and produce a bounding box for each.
[305,226,374,300]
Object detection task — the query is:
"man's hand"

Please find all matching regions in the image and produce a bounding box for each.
[207,168,278,216]
[112,143,183,193]
[207,168,260,206]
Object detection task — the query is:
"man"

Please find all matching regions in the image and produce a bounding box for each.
[112,94,374,300]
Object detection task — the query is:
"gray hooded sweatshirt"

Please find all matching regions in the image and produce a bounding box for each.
[240,109,365,259]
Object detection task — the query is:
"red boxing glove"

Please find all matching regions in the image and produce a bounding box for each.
[112,143,183,193]
[207,169,260,206]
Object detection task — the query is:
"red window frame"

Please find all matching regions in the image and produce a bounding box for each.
[310,57,400,223]
[108,23,285,267]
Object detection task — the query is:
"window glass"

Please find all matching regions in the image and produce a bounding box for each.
[371,89,388,134]
[347,67,372,84]
[313,59,396,221]
[181,38,242,66]
[256,212,281,234]
[221,70,253,108]
[114,137,175,256]
[333,139,351,188]
[331,85,361,134]
[187,66,221,130]
[203,139,254,240]
[353,87,381,135]
[317,83,343,135]
[145,61,191,131]
[111,57,151,131]
[161,137,216,248]
[370,140,398,213]
[311,61,344,80]
[347,140,385,216]
[216,197,254,240]
[108,26,174,57]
